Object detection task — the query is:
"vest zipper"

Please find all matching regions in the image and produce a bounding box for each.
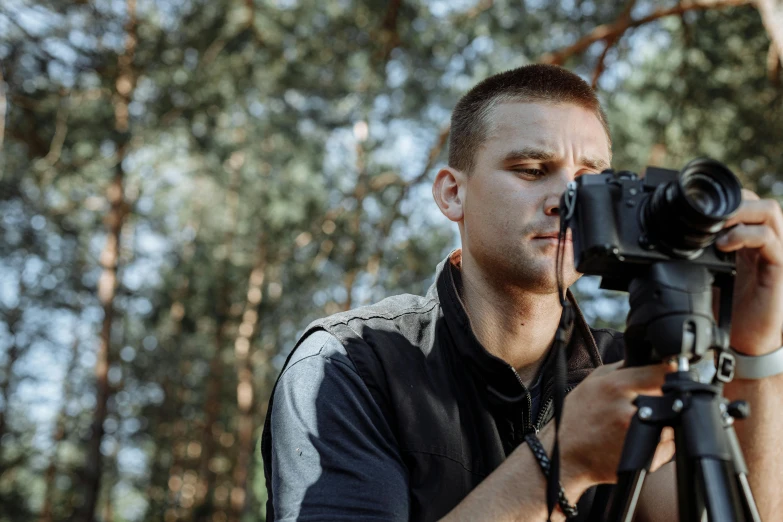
[506,365,534,439]
[534,385,574,432]
[524,390,533,434]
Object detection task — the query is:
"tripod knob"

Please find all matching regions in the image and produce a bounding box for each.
[728,400,750,420]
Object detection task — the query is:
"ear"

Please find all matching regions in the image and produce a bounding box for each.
[432,166,465,223]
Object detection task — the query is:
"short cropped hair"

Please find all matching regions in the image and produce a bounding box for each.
[448,64,612,173]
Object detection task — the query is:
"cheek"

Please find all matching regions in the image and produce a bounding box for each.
[466,175,542,232]
[484,183,539,221]
[471,191,533,236]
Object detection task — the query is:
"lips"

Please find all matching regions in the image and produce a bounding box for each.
[534,232,572,241]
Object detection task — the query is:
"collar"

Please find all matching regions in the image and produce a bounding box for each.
[434,249,604,400]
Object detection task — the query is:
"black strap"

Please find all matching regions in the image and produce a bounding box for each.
[548,196,577,520]
[525,432,579,519]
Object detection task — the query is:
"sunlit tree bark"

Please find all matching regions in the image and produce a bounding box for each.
[78,0,137,519]
[228,241,266,522]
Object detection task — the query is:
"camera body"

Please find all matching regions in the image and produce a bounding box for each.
[564,165,736,291]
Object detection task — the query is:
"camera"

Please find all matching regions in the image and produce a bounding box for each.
[560,158,743,291]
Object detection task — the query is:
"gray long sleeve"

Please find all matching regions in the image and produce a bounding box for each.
[270,330,410,521]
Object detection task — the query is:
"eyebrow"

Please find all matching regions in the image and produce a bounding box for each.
[502,147,610,172]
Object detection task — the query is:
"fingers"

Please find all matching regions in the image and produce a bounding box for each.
[723,198,783,237]
[650,437,676,473]
[589,360,624,376]
[563,363,679,485]
[741,188,761,202]
[718,196,783,266]
[650,428,676,473]
[603,362,677,397]
[717,223,783,266]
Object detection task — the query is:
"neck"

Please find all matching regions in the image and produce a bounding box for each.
[459,254,564,386]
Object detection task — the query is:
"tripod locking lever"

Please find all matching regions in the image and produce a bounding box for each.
[728,400,750,420]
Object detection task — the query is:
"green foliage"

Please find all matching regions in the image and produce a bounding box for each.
[607,6,783,192]
[0,1,780,521]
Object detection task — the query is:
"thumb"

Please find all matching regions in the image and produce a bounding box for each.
[589,360,624,377]
[650,427,675,473]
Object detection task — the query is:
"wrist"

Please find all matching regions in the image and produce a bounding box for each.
[538,423,593,500]
[731,342,780,357]
[730,331,783,356]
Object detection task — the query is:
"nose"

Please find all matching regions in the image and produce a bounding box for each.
[545,168,575,217]
[544,196,560,216]
[544,195,560,217]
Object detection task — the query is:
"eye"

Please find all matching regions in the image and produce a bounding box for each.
[511,167,547,178]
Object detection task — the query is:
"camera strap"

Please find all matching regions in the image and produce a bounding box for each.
[544,302,573,520]
[546,196,578,521]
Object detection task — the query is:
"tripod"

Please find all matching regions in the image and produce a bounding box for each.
[603,261,761,522]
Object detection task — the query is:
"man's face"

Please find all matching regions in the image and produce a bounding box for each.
[460,101,612,293]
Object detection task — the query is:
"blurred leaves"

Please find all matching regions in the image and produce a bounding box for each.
[0,0,780,521]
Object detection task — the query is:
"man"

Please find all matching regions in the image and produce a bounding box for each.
[261,64,783,521]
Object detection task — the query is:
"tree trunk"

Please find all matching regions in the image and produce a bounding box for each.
[228,248,266,522]
[101,444,119,522]
[79,160,130,522]
[193,319,227,514]
[78,1,136,520]
[192,165,242,517]
[147,236,199,519]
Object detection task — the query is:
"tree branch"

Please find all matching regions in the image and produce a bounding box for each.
[768,41,782,85]
[378,0,403,61]
[539,0,752,66]
[200,1,263,69]
[591,0,637,88]
[42,91,70,165]
[757,0,783,76]
[362,123,450,291]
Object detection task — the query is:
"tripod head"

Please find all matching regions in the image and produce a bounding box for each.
[623,261,734,369]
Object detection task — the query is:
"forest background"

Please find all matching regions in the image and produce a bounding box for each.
[1,0,782,521]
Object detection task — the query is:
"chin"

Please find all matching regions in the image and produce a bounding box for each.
[477,250,578,292]
[520,261,580,294]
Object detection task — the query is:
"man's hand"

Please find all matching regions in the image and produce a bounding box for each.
[443,361,678,522]
[557,361,676,487]
[717,189,783,355]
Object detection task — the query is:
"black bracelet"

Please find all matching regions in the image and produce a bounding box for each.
[524,433,579,519]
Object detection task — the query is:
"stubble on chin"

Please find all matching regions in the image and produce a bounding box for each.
[501,246,582,295]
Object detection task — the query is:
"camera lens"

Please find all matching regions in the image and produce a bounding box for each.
[645,158,741,257]
[683,173,729,217]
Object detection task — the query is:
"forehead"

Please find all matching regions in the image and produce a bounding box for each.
[482,101,611,161]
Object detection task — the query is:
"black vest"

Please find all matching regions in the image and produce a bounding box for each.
[262,254,625,521]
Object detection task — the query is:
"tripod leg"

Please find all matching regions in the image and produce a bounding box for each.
[680,391,745,522]
[674,427,703,522]
[698,459,744,521]
[605,400,664,522]
[723,415,762,522]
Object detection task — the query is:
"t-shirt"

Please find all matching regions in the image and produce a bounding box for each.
[270,330,409,521]
[270,329,548,520]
